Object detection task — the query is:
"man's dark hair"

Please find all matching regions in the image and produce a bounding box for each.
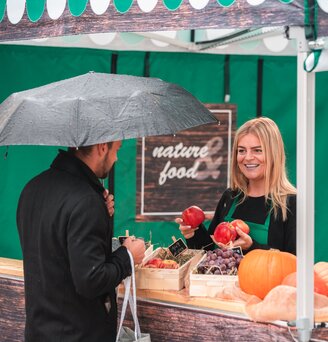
[68,142,114,156]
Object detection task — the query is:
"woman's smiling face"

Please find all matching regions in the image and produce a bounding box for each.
[237,133,265,183]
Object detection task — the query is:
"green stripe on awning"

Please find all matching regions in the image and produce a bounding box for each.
[26,0,45,22]
[68,0,88,17]
[163,0,183,11]
[0,0,5,22]
[113,0,133,13]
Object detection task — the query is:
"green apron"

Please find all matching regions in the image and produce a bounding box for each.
[224,197,270,245]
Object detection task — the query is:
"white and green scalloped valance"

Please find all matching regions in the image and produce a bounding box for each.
[0,0,327,41]
[0,0,304,24]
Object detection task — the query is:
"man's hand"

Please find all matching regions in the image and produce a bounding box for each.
[123,237,146,265]
[103,189,114,217]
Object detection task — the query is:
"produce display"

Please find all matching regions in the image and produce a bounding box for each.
[213,219,250,245]
[143,248,197,269]
[182,205,205,228]
[238,249,297,299]
[195,247,243,276]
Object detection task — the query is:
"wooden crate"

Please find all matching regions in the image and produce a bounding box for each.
[136,248,203,291]
[189,254,238,297]
[143,244,154,261]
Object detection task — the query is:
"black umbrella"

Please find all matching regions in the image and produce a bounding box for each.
[0,72,217,147]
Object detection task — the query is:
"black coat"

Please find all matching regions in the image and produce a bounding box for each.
[17,150,131,342]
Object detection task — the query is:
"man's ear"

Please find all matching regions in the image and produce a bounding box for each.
[95,144,105,156]
[95,143,107,156]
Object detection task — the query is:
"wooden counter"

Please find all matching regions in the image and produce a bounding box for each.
[1,257,327,342]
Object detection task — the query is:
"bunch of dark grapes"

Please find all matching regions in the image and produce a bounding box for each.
[196,248,243,275]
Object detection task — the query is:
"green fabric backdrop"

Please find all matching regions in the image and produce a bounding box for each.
[0,44,326,262]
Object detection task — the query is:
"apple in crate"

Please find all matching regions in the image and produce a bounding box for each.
[144,258,163,268]
[213,222,236,244]
[144,258,178,269]
[182,205,205,228]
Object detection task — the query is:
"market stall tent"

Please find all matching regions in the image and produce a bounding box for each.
[1,1,328,341]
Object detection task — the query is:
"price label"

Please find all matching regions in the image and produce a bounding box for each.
[229,246,244,256]
[168,238,187,257]
[118,229,130,245]
[118,236,128,244]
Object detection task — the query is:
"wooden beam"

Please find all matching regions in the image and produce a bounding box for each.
[0,0,305,42]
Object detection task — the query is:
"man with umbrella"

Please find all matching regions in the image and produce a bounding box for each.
[1,72,216,341]
[17,141,146,342]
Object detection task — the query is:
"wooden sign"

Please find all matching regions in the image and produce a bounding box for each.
[136,104,236,222]
[168,238,188,257]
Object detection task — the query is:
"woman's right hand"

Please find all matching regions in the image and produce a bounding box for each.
[175,217,198,239]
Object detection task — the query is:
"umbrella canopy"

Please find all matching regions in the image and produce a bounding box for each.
[0,72,217,147]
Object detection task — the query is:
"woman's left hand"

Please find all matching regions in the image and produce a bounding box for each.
[210,235,232,249]
[103,189,114,217]
[232,227,253,250]
[210,227,253,251]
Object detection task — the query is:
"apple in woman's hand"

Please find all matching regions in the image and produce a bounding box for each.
[231,219,250,235]
[213,222,236,244]
[182,205,205,228]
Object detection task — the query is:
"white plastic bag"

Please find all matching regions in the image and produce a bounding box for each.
[116,251,151,342]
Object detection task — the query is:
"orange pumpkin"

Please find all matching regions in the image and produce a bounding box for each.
[238,249,296,299]
[282,271,328,297]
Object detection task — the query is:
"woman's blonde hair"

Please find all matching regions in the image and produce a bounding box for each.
[230,117,296,220]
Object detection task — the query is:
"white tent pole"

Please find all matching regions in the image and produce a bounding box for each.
[291,27,315,342]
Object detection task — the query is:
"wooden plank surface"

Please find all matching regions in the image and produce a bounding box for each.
[0,0,305,42]
[0,277,25,342]
[0,262,327,342]
[119,296,328,342]
[0,257,23,278]
[134,288,245,315]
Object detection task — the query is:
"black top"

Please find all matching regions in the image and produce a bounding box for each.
[186,188,296,255]
[17,150,131,342]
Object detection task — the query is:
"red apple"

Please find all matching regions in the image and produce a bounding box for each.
[182,205,205,228]
[144,258,163,268]
[161,260,179,269]
[213,222,235,245]
[229,225,237,241]
[231,219,250,235]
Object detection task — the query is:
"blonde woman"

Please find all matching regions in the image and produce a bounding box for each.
[177,117,297,254]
